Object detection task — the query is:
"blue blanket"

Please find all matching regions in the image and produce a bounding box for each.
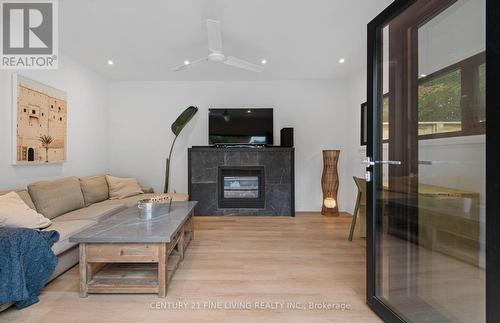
[0,227,59,308]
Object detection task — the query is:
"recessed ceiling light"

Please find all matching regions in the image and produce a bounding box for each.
[184,60,190,65]
[261,59,267,65]
[338,58,345,64]
[107,60,114,66]
[420,74,427,77]
[247,109,252,113]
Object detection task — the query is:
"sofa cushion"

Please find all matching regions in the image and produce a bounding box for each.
[43,219,96,255]
[106,175,143,199]
[28,177,85,219]
[80,175,109,206]
[54,203,126,222]
[0,189,36,210]
[0,192,52,229]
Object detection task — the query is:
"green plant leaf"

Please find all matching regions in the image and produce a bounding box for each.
[171,106,198,136]
[164,106,198,193]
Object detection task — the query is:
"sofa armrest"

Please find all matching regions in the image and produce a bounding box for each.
[141,186,154,193]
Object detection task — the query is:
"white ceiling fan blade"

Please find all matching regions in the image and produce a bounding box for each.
[223,56,264,72]
[171,57,208,72]
[207,19,223,53]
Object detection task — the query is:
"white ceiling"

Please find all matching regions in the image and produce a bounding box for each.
[59,0,392,81]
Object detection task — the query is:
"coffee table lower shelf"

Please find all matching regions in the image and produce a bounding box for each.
[78,216,193,298]
[86,251,181,294]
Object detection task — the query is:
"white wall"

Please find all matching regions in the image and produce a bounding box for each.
[108,80,354,212]
[0,54,109,190]
[0,58,373,214]
[343,71,368,214]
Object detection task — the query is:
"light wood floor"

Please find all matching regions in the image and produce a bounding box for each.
[0,213,381,323]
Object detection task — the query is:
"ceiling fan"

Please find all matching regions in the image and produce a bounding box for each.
[171,19,264,73]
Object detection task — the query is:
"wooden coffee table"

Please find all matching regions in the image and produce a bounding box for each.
[69,201,196,297]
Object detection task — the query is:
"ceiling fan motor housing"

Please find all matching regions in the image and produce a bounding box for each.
[208,52,225,62]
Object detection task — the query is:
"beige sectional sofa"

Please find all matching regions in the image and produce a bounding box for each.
[0,175,188,311]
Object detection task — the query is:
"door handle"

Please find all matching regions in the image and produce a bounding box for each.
[362,157,402,166]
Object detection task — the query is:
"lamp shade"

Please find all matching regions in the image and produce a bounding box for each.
[323,197,337,209]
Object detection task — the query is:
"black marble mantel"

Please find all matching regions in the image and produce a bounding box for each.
[188,146,295,216]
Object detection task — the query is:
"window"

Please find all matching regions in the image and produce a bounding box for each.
[418,52,485,138]
[360,52,485,145]
[418,69,462,135]
[477,63,486,124]
[382,95,389,140]
[360,96,389,146]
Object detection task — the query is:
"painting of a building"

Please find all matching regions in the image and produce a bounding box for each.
[15,75,67,164]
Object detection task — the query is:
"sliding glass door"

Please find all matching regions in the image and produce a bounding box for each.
[365,0,499,322]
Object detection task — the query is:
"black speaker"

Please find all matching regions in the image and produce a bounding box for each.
[280,128,294,147]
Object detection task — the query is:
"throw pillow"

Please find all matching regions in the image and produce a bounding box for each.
[28,176,85,219]
[106,175,143,200]
[0,192,52,229]
[80,175,109,206]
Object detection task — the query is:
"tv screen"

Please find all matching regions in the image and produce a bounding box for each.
[209,108,273,145]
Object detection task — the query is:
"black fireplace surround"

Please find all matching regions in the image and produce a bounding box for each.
[188,147,295,216]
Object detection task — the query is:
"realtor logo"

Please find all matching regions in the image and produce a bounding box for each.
[1,0,58,69]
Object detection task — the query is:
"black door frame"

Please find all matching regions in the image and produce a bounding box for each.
[366,0,500,322]
[485,0,500,322]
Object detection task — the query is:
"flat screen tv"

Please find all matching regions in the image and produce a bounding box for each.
[209,108,273,145]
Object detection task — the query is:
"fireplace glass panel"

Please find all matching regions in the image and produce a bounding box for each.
[223,176,259,198]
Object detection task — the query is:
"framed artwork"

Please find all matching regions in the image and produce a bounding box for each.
[360,102,368,146]
[12,74,67,164]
